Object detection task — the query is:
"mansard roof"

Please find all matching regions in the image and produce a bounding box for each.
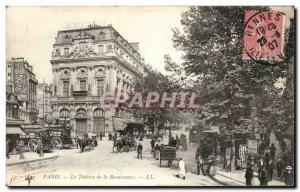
[54,25,140,55]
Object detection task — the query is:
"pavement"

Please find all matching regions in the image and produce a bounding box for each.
[6,151,59,166]
[6,136,287,187]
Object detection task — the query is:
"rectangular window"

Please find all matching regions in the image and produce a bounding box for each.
[107,44,112,52]
[80,80,86,90]
[64,48,69,57]
[79,42,87,51]
[98,45,104,54]
[63,81,69,97]
[97,79,104,96]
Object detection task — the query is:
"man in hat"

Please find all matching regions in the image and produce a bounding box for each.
[195,152,205,176]
[137,143,143,160]
[276,158,284,178]
[266,159,275,181]
[270,143,276,160]
[264,146,271,165]
[245,162,254,186]
[283,165,294,186]
[258,166,268,186]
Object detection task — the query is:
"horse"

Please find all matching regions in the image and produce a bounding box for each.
[78,135,94,152]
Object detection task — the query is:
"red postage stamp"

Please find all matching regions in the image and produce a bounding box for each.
[243,11,285,65]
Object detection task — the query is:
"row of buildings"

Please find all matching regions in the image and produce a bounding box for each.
[6,24,149,148]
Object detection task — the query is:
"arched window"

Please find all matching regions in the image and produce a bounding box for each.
[59,108,70,117]
[93,108,104,117]
[76,108,87,118]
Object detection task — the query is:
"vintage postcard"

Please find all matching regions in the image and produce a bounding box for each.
[6,6,295,187]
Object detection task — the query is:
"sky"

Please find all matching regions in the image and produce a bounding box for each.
[6,6,188,84]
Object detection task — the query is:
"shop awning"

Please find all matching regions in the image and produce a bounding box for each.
[6,127,25,135]
[112,117,143,131]
[113,118,129,131]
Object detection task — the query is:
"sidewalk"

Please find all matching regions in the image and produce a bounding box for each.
[6,152,59,166]
[215,167,286,186]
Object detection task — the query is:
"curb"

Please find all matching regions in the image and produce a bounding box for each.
[6,155,59,166]
[216,171,245,185]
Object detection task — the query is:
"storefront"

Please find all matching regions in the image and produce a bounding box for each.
[6,119,24,154]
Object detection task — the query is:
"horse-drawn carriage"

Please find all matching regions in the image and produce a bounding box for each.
[195,130,218,176]
[159,145,177,167]
[20,124,73,152]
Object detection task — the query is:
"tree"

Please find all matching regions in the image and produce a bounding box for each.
[172,6,293,135]
[133,70,178,133]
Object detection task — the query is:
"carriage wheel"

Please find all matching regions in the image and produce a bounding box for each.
[51,137,62,150]
[28,139,38,152]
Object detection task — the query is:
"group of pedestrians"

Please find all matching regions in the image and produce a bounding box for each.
[244,128,294,186]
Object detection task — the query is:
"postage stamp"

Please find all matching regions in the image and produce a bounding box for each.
[243,11,290,65]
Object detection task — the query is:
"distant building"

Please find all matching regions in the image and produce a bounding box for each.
[6,60,23,154]
[50,24,148,136]
[8,57,39,123]
[37,82,53,122]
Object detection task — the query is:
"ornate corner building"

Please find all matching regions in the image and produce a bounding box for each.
[50,24,148,137]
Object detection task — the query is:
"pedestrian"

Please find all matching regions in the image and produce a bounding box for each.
[6,139,10,159]
[283,166,294,186]
[196,155,205,176]
[258,167,268,186]
[19,139,25,160]
[270,143,276,160]
[206,153,216,176]
[245,162,254,186]
[259,142,266,155]
[281,139,287,152]
[264,146,271,165]
[37,138,44,157]
[276,158,284,178]
[108,132,113,140]
[75,136,79,149]
[266,159,275,181]
[259,128,264,141]
[137,143,143,160]
[177,158,186,180]
[154,144,159,159]
[93,136,98,147]
[150,138,155,151]
[100,132,103,141]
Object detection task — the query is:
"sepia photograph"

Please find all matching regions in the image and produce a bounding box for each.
[5,5,295,187]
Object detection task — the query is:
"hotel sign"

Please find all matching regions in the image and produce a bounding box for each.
[13,62,28,96]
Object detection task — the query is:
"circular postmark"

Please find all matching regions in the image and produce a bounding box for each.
[243,11,294,65]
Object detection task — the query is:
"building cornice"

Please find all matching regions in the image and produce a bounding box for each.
[51,55,143,78]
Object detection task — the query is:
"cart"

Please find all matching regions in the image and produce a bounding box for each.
[159,146,177,167]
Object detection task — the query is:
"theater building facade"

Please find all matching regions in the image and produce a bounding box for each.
[50,24,147,137]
